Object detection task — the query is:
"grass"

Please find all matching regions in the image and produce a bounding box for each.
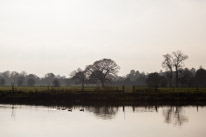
[1,86,204,93]
[0,86,123,92]
[0,86,206,106]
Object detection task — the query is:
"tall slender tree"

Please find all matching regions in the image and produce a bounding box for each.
[172,51,188,87]
[162,54,173,87]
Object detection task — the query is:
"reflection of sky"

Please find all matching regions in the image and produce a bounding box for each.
[0,0,206,76]
[0,105,206,137]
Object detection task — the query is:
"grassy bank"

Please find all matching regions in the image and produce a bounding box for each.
[0,86,206,106]
[0,86,205,93]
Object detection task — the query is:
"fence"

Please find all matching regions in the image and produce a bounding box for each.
[0,85,205,93]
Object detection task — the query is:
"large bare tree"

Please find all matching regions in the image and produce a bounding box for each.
[86,58,120,87]
[172,51,188,87]
[162,54,173,87]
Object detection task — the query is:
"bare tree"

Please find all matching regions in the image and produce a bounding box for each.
[0,78,5,86]
[44,73,55,86]
[146,72,162,91]
[10,71,19,86]
[27,74,38,86]
[172,51,188,87]
[86,58,120,87]
[52,78,60,87]
[27,78,36,86]
[162,54,173,87]
[17,72,27,86]
[70,68,87,91]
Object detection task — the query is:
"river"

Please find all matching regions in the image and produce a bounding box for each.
[0,104,205,137]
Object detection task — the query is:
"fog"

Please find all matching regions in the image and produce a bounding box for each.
[0,0,206,76]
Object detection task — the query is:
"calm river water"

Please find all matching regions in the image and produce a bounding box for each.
[0,104,205,137]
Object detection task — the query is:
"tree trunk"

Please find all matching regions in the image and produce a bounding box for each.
[175,66,179,87]
[170,69,173,87]
[196,85,199,92]
[101,81,105,88]
[155,85,158,92]
[81,83,85,91]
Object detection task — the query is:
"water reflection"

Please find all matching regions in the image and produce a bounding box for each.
[0,104,205,137]
[85,106,118,120]
[163,107,188,126]
[0,104,203,127]
[11,105,16,120]
[56,105,190,126]
[0,104,16,120]
[132,106,159,112]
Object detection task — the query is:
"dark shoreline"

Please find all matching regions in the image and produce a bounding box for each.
[1,90,206,106]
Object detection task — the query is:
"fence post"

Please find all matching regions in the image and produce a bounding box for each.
[132,106,135,112]
[196,85,199,92]
[132,86,135,93]
[11,83,14,92]
[116,86,118,92]
[155,86,158,92]
[122,85,125,93]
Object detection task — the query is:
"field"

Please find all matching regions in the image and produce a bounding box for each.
[0,86,206,106]
[0,86,205,93]
[0,86,136,93]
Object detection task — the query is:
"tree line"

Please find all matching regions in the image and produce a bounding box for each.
[0,51,206,88]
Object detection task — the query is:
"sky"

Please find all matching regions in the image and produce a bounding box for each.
[0,0,206,77]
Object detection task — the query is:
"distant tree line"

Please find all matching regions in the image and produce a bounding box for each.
[0,71,68,87]
[0,51,206,88]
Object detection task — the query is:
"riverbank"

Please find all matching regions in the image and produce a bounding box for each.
[0,89,206,106]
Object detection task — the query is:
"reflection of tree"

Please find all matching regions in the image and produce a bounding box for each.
[85,106,118,120]
[132,106,158,112]
[10,105,16,120]
[163,107,188,126]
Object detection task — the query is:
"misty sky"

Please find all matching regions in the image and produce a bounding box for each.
[0,0,206,77]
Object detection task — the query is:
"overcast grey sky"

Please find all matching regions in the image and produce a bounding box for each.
[0,0,206,77]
